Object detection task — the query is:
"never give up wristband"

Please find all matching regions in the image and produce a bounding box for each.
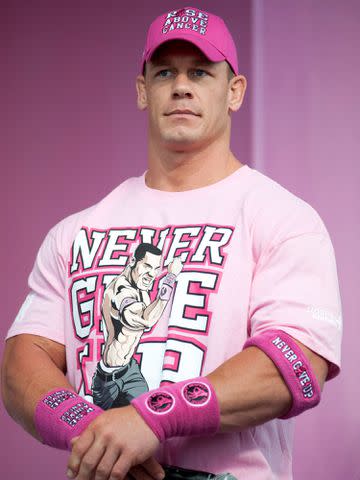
[243,329,321,418]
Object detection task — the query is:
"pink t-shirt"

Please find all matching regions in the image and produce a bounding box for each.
[7,164,342,479]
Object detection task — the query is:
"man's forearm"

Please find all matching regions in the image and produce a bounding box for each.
[207,337,328,432]
[143,297,168,327]
[1,334,73,439]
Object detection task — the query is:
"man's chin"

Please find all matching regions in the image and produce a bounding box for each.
[161,133,203,151]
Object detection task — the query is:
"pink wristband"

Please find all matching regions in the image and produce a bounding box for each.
[34,389,102,450]
[131,377,220,442]
[243,330,321,418]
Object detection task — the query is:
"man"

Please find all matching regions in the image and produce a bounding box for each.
[92,243,183,409]
[1,6,342,480]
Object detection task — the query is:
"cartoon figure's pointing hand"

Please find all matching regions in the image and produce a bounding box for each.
[167,256,183,276]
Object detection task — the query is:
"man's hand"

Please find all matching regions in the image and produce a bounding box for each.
[167,257,183,276]
[66,405,162,480]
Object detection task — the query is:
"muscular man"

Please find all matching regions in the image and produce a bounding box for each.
[92,243,183,408]
[2,6,342,480]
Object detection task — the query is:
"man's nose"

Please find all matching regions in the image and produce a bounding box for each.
[171,73,194,99]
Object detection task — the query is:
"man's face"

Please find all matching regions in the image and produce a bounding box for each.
[137,40,238,151]
[131,252,161,291]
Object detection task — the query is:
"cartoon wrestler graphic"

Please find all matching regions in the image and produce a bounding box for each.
[92,242,183,409]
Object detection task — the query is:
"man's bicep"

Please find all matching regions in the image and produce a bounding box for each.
[123,301,147,328]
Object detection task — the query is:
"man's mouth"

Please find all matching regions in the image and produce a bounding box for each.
[165,109,200,116]
[142,276,152,286]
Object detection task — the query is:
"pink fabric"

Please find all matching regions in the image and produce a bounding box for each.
[34,389,102,450]
[7,165,343,478]
[243,330,321,418]
[142,6,239,74]
[131,377,220,442]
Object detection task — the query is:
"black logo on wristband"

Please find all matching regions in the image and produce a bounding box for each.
[183,382,210,406]
[147,392,175,414]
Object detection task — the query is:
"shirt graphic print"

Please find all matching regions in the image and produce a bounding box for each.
[68,224,234,406]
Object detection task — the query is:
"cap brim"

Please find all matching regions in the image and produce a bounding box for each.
[143,33,226,68]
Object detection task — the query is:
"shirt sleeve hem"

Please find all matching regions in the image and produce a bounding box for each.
[5,326,65,346]
[251,326,341,382]
[275,327,341,381]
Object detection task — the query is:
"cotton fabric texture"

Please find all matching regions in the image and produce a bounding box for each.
[7,164,342,479]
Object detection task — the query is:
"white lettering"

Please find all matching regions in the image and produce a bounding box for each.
[161,338,205,382]
[164,226,201,266]
[71,229,106,273]
[303,385,313,395]
[299,371,311,386]
[169,271,217,332]
[284,348,293,358]
[191,226,232,265]
[71,276,97,339]
[98,229,136,267]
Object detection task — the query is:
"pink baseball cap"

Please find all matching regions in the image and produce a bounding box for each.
[141,6,239,75]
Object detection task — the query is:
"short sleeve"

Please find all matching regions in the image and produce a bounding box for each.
[6,226,66,344]
[249,223,343,381]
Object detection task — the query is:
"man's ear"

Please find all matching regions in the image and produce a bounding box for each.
[228,75,247,113]
[136,75,147,111]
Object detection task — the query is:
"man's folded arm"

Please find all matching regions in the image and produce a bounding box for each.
[1,333,72,439]
[1,330,329,444]
[207,335,329,432]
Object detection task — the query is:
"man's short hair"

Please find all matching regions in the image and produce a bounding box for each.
[133,243,162,264]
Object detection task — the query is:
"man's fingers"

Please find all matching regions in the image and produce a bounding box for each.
[70,436,80,447]
[141,458,165,480]
[92,446,122,480]
[66,430,95,479]
[109,455,132,480]
[128,465,153,480]
[73,438,107,480]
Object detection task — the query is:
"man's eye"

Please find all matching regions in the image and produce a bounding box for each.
[192,69,207,77]
[156,69,172,78]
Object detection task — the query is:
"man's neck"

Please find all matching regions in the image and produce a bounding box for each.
[146,138,243,192]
